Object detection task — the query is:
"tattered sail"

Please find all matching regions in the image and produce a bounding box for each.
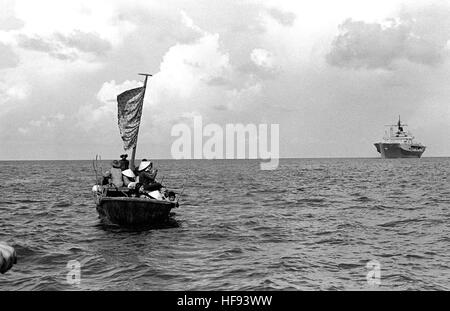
[117,86,145,150]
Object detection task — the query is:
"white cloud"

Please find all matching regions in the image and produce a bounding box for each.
[17,113,66,135]
[14,0,135,45]
[250,48,275,69]
[0,0,24,31]
[29,113,65,128]
[5,84,28,100]
[266,7,296,26]
[76,79,142,130]
[17,127,28,134]
[97,80,142,104]
[152,33,231,100]
[0,42,19,69]
[327,3,450,69]
[77,10,266,145]
[2,0,450,159]
[0,79,29,111]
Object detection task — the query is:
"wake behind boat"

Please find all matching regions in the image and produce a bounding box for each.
[91,74,180,227]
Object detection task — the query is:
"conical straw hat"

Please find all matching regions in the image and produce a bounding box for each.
[122,169,135,178]
[138,161,152,172]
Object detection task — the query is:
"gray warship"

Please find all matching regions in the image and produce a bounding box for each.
[374,116,426,158]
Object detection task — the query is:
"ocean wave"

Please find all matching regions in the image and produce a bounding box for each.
[1,158,449,290]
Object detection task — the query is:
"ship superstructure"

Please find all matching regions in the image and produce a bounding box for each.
[374,116,426,158]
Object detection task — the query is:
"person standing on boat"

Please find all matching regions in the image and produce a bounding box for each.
[137,160,161,191]
[109,160,124,188]
[119,154,129,171]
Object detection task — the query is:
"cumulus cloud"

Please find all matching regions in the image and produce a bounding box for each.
[16,113,66,135]
[155,34,231,98]
[16,35,53,52]
[5,0,450,159]
[0,0,24,30]
[4,84,28,100]
[0,79,29,112]
[251,48,274,69]
[149,13,268,117]
[97,80,141,104]
[17,30,112,60]
[54,30,112,56]
[0,15,24,31]
[29,113,65,127]
[76,80,141,130]
[78,9,267,142]
[266,7,296,26]
[327,4,450,69]
[0,42,19,69]
[238,48,279,80]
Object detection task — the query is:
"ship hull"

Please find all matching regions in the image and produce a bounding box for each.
[374,143,425,159]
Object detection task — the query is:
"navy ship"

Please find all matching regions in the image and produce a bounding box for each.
[374,116,426,158]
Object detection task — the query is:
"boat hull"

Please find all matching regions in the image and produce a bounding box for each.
[96,197,176,227]
[374,143,425,158]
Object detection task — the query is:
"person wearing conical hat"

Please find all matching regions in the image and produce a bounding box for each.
[137,159,161,191]
[122,168,136,188]
[137,159,152,172]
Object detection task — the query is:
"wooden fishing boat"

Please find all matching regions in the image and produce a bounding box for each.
[92,73,181,227]
[94,188,178,227]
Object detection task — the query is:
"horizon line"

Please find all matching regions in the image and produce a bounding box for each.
[0,156,448,161]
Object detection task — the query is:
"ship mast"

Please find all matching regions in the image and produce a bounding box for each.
[130,73,153,171]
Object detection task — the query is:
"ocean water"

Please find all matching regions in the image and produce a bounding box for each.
[0,158,449,291]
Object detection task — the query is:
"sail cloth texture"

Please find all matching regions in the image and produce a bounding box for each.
[117,86,145,150]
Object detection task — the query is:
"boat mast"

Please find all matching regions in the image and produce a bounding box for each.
[130,73,153,171]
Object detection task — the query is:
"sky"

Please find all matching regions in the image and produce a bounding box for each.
[0,0,449,160]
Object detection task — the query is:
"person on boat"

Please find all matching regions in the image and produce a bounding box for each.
[130,183,153,199]
[133,158,149,176]
[119,154,129,171]
[122,169,136,188]
[0,242,17,274]
[137,160,162,191]
[102,171,111,185]
[167,191,176,202]
[109,160,124,188]
[160,188,174,201]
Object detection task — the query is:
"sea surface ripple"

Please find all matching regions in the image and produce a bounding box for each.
[0,158,449,290]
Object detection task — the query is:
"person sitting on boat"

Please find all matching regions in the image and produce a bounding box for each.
[137,160,162,191]
[133,158,149,177]
[130,183,153,199]
[109,160,124,188]
[160,188,175,201]
[122,169,136,188]
[167,191,176,202]
[102,171,111,186]
[119,154,129,171]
